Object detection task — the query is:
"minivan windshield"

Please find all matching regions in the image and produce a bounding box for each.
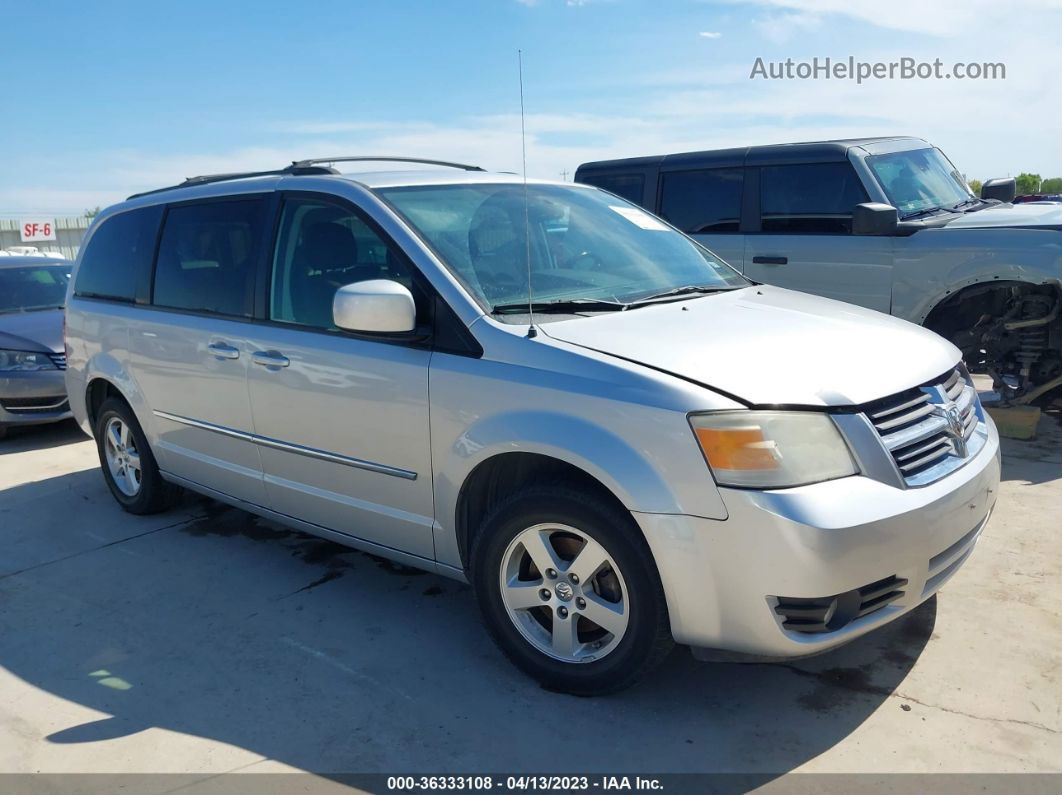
[375,183,748,316]
[0,263,71,313]
[866,147,975,217]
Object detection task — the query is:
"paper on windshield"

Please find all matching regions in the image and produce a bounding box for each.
[608,205,669,231]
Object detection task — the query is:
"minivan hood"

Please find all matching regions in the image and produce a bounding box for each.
[944,201,1062,229]
[0,308,64,354]
[544,286,960,407]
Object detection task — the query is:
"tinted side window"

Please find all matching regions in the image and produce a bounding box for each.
[659,168,743,233]
[760,163,868,234]
[152,199,265,317]
[579,173,645,205]
[271,198,416,330]
[74,205,162,301]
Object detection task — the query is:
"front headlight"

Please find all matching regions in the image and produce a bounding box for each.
[0,350,57,372]
[690,410,858,489]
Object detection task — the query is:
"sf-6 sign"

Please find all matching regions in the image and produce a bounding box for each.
[20,219,57,242]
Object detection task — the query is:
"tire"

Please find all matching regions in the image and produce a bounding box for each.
[471,485,673,696]
[94,397,177,515]
[0,425,7,440]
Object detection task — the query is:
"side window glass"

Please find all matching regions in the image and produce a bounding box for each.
[580,173,645,206]
[659,168,743,233]
[153,199,264,316]
[760,163,869,234]
[270,198,415,330]
[75,205,162,302]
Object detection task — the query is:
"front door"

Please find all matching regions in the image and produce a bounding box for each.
[743,235,894,313]
[742,162,895,313]
[243,194,435,559]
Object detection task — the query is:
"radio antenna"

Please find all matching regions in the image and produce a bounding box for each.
[518,49,537,339]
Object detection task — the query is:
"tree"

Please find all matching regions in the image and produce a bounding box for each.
[1040,177,1062,193]
[967,178,983,196]
[83,206,101,218]
[1014,173,1042,196]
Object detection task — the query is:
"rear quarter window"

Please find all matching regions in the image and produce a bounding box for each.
[74,205,163,302]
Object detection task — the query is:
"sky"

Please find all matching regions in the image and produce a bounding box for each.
[2,0,1060,215]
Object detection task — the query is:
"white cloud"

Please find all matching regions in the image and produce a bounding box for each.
[752,12,820,44]
[729,0,1062,37]
[699,31,722,39]
[3,1,1060,214]
[3,57,1058,217]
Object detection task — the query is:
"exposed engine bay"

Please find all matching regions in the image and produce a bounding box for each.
[927,282,1062,403]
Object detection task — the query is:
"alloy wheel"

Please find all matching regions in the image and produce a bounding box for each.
[104,416,143,497]
[498,523,629,663]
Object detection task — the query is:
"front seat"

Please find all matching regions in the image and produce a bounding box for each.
[291,222,360,328]
[467,196,526,301]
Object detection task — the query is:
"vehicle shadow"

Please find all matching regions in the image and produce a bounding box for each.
[0,471,936,778]
[0,419,88,455]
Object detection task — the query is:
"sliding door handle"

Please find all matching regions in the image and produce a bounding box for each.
[752,255,788,265]
[207,341,240,360]
[252,351,290,369]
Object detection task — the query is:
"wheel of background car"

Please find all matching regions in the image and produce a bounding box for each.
[471,484,672,695]
[94,398,177,515]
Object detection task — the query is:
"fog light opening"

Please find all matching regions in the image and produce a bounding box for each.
[825,589,862,632]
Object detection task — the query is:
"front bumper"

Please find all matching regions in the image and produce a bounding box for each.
[0,369,72,427]
[635,415,1001,657]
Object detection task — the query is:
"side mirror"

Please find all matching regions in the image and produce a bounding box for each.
[852,202,899,236]
[981,177,1016,203]
[333,279,416,334]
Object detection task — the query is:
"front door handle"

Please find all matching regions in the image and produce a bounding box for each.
[252,351,290,369]
[752,255,788,265]
[207,341,240,360]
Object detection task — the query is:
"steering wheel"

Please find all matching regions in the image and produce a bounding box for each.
[561,250,605,271]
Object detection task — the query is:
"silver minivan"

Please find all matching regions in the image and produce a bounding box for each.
[65,157,1001,694]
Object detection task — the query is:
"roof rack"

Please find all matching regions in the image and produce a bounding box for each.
[126,164,336,200]
[127,156,484,200]
[290,156,485,172]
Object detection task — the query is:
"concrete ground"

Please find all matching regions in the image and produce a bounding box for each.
[0,413,1060,778]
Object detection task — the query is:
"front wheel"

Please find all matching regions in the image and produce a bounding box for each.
[471,486,673,696]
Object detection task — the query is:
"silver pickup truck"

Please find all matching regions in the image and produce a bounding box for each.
[577,137,1062,401]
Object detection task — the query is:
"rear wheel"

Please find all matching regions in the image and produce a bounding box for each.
[471,485,672,696]
[95,398,176,514]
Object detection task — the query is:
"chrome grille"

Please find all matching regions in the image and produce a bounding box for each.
[865,367,984,485]
[48,352,67,370]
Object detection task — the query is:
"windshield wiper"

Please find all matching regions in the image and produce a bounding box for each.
[491,298,628,315]
[900,206,953,220]
[949,198,982,212]
[629,285,737,305]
